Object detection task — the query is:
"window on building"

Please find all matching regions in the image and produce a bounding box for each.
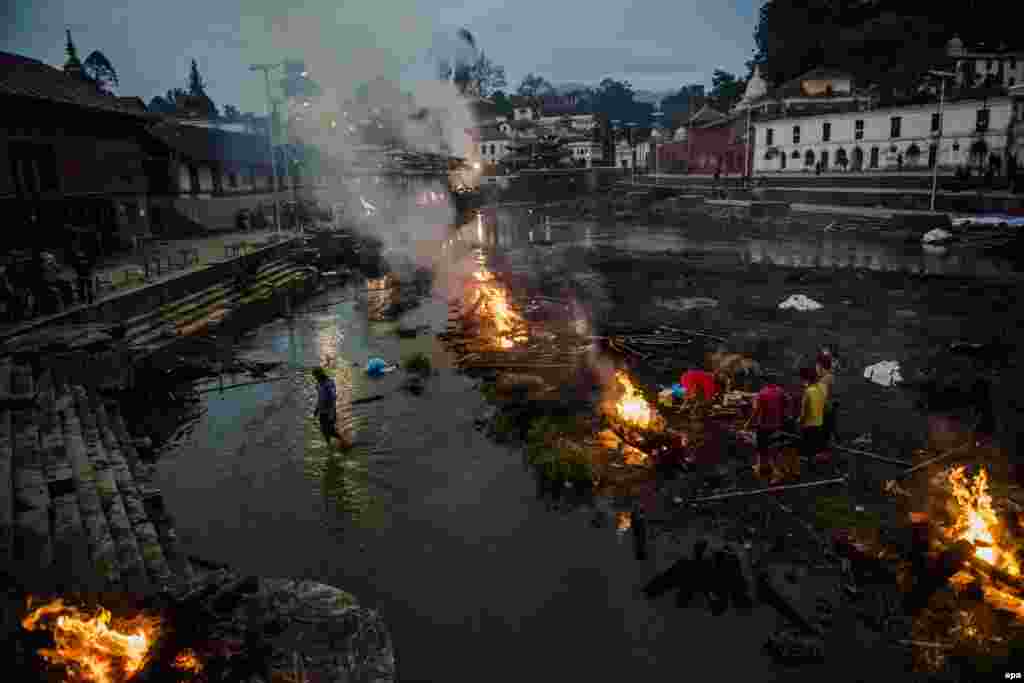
[8,141,59,196]
[822,122,831,142]
[855,120,864,140]
[890,117,902,138]
[1011,77,1017,86]
[228,172,238,188]
[870,147,879,168]
[976,109,990,132]
[766,128,774,146]
[931,112,942,133]
[928,144,938,168]
[792,126,800,144]
[1012,57,1018,70]
[988,59,995,71]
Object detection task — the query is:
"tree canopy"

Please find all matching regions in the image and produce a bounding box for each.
[750,0,1022,97]
[709,70,744,111]
[661,85,705,128]
[82,50,118,92]
[516,73,554,97]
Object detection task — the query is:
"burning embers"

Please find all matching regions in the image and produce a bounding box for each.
[946,466,1021,576]
[468,269,527,349]
[21,598,163,683]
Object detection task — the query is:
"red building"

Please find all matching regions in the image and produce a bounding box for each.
[655,104,753,176]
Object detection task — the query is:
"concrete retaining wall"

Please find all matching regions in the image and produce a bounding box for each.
[0,237,301,348]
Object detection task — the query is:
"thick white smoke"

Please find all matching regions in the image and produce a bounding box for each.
[239,3,484,279]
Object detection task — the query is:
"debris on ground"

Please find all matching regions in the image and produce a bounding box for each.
[366,358,397,377]
[778,295,823,311]
[863,360,903,387]
[922,228,955,245]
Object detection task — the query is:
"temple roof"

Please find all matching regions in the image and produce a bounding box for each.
[0,50,153,118]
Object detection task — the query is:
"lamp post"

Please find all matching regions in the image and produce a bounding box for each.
[250,60,313,235]
[249,63,284,235]
[928,70,956,212]
[627,122,637,185]
[652,111,664,186]
[744,105,753,187]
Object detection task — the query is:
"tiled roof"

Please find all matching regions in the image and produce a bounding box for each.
[147,121,270,165]
[0,50,154,118]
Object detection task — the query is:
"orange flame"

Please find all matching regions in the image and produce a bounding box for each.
[470,269,526,349]
[614,371,654,430]
[173,649,204,676]
[22,598,161,683]
[947,466,1020,576]
[616,511,632,532]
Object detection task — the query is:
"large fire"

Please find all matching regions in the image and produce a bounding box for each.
[613,371,655,430]
[946,466,1021,576]
[470,269,526,349]
[22,598,161,683]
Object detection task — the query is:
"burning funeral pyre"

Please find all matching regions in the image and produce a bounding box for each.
[465,269,528,350]
[15,570,396,683]
[21,598,162,683]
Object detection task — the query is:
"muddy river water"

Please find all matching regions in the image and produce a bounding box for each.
[146,218,1019,681]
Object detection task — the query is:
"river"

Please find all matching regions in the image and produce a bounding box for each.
[146,217,1011,681]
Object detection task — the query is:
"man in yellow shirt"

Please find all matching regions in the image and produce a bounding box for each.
[799,367,826,463]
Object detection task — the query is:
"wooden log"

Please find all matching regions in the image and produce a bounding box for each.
[756,571,823,636]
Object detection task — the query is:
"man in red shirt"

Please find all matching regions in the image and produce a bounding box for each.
[747,380,787,473]
[680,368,719,403]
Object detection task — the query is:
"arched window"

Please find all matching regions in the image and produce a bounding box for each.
[804,149,815,166]
[853,147,864,170]
[869,147,879,168]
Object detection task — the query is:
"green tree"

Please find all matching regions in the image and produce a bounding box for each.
[188,59,206,96]
[709,70,744,111]
[468,52,507,97]
[661,84,705,128]
[516,73,554,97]
[490,90,514,118]
[83,50,118,92]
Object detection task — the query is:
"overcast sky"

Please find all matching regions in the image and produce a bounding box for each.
[3,0,762,113]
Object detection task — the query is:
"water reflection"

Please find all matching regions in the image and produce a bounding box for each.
[477,209,1015,278]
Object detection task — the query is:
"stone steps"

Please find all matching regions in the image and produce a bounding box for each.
[5,359,191,594]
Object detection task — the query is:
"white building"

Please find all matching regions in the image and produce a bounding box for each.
[614,141,635,169]
[476,132,512,165]
[537,113,597,133]
[752,96,1014,173]
[947,36,1024,89]
[566,139,603,167]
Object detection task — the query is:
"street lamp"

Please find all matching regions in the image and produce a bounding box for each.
[928,70,957,212]
[249,59,313,235]
[627,122,637,185]
[651,111,664,186]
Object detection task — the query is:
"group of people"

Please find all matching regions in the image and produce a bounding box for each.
[0,244,99,323]
[748,350,838,476]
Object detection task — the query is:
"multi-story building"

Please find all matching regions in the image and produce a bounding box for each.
[947,36,1024,90]
[752,96,1014,173]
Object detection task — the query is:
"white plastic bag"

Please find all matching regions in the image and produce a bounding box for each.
[864,360,902,387]
[922,228,953,244]
[778,294,823,311]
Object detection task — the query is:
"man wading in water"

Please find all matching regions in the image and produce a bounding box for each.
[312,367,350,449]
